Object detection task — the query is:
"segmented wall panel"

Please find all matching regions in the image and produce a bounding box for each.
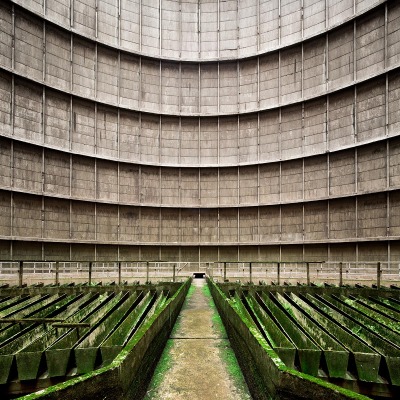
[0,0,399,264]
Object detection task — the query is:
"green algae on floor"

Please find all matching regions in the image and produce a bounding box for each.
[144,339,174,400]
[216,340,252,399]
[168,284,196,338]
[202,282,251,398]
[143,279,252,400]
[202,282,228,337]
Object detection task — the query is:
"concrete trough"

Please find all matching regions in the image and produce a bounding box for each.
[140,291,169,325]
[353,295,400,322]
[10,280,191,399]
[12,293,96,381]
[100,291,155,365]
[329,294,400,351]
[74,291,142,374]
[43,291,111,378]
[378,297,400,312]
[0,294,80,383]
[0,296,28,313]
[259,291,322,376]
[0,295,44,320]
[0,281,190,398]
[292,292,381,383]
[45,292,125,377]
[273,292,349,379]
[245,293,296,368]
[339,295,400,336]
[0,295,53,340]
[314,294,400,386]
[208,279,372,400]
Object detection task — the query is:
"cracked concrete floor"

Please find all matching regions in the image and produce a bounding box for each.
[143,279,252,400]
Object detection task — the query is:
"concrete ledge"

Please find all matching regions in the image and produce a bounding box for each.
[0,282,185,298]
[207,278,370,400]
[18,279,191,400]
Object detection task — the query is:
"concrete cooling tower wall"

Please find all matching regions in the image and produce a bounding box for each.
[0,0,399,265]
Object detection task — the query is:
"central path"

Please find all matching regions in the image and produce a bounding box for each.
[144,278,252,400]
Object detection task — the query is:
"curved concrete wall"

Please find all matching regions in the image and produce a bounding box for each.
[0,0,400,264]
[0,3,398,118]
[0,71,399,166]
[10,0,386,61]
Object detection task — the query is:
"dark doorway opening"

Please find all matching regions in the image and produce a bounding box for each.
[193,273,205,279]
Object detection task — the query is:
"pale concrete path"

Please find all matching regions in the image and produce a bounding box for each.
[144,279,252,400]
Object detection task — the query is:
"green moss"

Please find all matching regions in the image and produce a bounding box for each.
[208,279,371,400]
[143,339,174,399]
[203,282,251,398]
[202,283,227,335]
[216,341,252,399]
[169,283,194,337]
[287,369,371,400]
[19,279,192,400]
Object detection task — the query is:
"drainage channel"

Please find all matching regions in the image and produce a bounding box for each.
[143,278,251,400]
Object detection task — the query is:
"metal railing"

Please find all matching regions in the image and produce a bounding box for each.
[0,260,201,286]
[0,260,399,287]
[206,261,400,288]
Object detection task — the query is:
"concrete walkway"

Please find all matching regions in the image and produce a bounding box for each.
[144,279,252,400]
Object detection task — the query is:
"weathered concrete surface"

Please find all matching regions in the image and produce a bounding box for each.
[1,0,400,267]
[209,279,373,400]
[1,281,190,399]
[144,279,251,400]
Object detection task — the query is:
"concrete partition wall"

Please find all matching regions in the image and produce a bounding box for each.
[0,0,399,265]
[207,278,368,400]
[14,279,191,400]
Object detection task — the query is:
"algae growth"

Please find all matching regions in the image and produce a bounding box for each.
[143,284,196,398]
[202,282,251,398]
[143,339,174,400]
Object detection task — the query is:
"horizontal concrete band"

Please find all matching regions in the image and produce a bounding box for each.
[1,189,400,244]
[1,136,399,207]
[1,70,400,167]
[9,0,386,62]
[0,243,398,271]
[1,2,398,116]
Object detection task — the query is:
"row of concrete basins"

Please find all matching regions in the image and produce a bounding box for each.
[0,281,189,398]
[2,279,400,399]
[216,283,400,398]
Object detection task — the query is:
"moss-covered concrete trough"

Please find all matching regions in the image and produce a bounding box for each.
[0,279,191,399]
[209,278,400,399]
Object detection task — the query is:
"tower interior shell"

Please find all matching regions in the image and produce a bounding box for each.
[0,0,399,267]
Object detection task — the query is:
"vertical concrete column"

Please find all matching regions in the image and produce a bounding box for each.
[306,262,310,285]
[223,261,227,281]
[277,261,280,285]
[18,260,23,287]
[339,262,343,286]
[95,0,99,38]
[377,261,381,289]
[249,262,252,284]
[42,20,46,82]
[55,261,59,285]
[11,4,15,71]
[278,0,281,46]
[118,261,121,285]
[89,261,92,285]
